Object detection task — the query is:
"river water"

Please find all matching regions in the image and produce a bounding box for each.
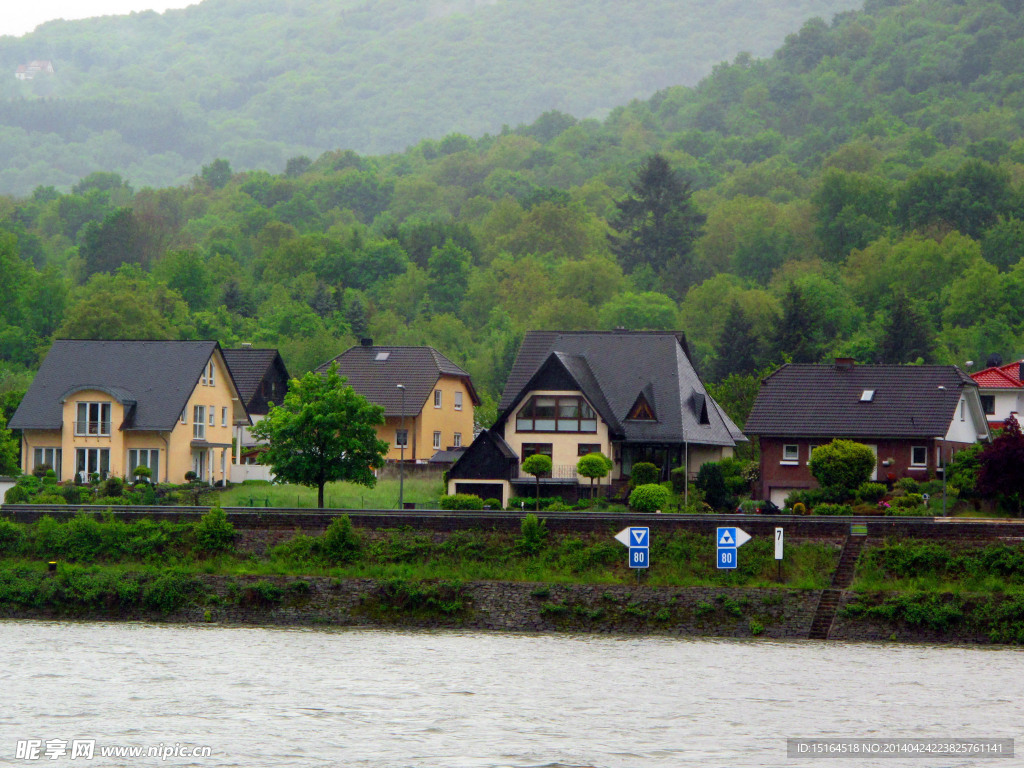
[1,621,1022,767]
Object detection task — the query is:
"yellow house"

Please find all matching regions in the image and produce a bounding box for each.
[9,340,250,485]
[316,342,479,461]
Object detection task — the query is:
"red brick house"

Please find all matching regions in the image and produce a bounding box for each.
[745,359,991,506]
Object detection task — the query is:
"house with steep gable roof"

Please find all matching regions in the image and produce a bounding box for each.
[221,346,290,479]
[745,358,991,507]
[447,330,744,506]
[316,340,479,462]
[9,340,250,485]
[970,359,1024,429]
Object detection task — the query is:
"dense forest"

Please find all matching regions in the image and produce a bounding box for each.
[2,0,1024,435]
[0,0,860,194]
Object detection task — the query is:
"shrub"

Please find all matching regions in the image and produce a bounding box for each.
[33,493,67,505]
[482,498,502,510]
[792,502,807,515]
[4,485,29,504]
[133,466,153,482]
[809,440,876,493]
[856,482,887,503]
[101,477,124,498]
[320,515,361,564]
[32,463,52,479]
[629,483,670,512]
[695,462,734,511]
[517,513,548,554]
[0,519,23,555]
[194,506,235,554]
[630,462,659,487]
[142,572,200,614]
[507,496,561,510]
[669,466,688,492]
[439,493,484,511]
[243,580,283,605]
[785,488,822,509]
[891,493,925,510]
[894,477,920,493]
[58,484,87,505]
[813,503,854,516]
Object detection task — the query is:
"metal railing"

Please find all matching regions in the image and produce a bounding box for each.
[511,464,582,482]
[73,421,111,436]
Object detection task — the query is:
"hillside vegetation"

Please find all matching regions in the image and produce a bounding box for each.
[0,0,860,194]
[1,0,1024,433]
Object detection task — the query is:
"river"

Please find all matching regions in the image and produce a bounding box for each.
[1,621,1022,767]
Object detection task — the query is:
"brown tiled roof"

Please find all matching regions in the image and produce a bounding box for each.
[745,362,978,438]
[315,345,479,417]
[221,348,286,405]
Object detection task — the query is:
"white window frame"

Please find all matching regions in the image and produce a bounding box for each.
[911,446,928,467]
[782,444,799,464]
[395,429,408,448]
[222,407,228,427]
[180,410,187,425]
[960,399,965,421]
[208,360,215,387]
[454,391,463,411]
[33,447,62,477]
[193,406,206,439]
[128,448,160,483]
[208,406,215,426]
[454,432,462,448]
[434,390,442,408]
[75,402,111,436]
[75,447,109,479]
[433,431,441,450]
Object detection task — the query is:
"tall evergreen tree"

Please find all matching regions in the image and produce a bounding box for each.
[879,291,935,364]
[609,154,705,298]
[713,301,760,381]
[772,282,819,363]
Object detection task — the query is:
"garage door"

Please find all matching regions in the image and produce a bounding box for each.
[769,487,800,508]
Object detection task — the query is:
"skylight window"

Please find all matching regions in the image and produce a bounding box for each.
[860,389,875,402]
[374,351,390,361]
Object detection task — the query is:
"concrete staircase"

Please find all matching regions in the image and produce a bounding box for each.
[808,535,866,640]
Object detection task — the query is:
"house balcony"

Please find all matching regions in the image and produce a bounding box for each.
[73,421,111,436]
[510,464,583,483]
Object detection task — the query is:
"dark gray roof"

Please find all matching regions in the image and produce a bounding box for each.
[745,363,979,438]
[222,348,287,404]
[10,340,223,431]
[497,331,742,447]
[316,345,479,418]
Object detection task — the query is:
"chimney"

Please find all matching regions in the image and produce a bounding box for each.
[835,357,855,371]
[240,342,252,349]
[360,338,374,347]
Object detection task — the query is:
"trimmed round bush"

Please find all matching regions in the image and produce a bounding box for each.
[4,485,29,504]
[630,462,659,487]
[482,498,502,510]
[439,493,485,511]
[629,483,670,512]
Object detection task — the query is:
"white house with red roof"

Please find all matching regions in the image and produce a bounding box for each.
[970,360,1024,428]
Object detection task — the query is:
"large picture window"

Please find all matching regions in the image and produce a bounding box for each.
[75,402,111,436]
[33,447,62,477]
[76,448,109,479]
[193,405,206,439]
[516,395,596,433]
[128,449,160,483]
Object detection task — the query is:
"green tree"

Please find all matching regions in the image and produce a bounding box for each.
[772,282,820,363]
[427,239,472,315]
[200,159,233,190]
[713,301,760,381]
[696,462,733,510]
[80,208,145,277]
[598,292,677,330]
[809,440,876,495]
[609,154,705,297]
[249,363,389,508]
[879,291,935,364]
[0,411,18,475]
[521,453,552,511]
[576,452,612,498]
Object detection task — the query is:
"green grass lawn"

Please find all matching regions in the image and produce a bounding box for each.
[217,477,445,509]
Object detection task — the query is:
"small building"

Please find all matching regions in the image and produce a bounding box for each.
[8,340,250,485]
[15,60,55,80]
[970,359,1023,430]
[745,358,992,506]
[316,341,479,462]
[221,346,290,481]
[447,330,744,506]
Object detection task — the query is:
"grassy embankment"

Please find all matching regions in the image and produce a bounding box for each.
[217,477,444,509]
[841,540,1024,642]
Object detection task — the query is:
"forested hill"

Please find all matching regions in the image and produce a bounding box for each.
[2,0,1024,431]
[0,0,861,195]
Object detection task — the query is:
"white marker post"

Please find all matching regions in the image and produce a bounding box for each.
[775,527,784,581]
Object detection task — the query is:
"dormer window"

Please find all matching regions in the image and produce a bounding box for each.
[860,390,875,402]
[627,393,656,421]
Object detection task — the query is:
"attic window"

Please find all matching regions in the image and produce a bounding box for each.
[860,390,875,402]
[627,393,656,421]
[374,351,390,361]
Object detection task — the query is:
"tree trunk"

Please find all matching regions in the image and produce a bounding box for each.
[318,482,325,509]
